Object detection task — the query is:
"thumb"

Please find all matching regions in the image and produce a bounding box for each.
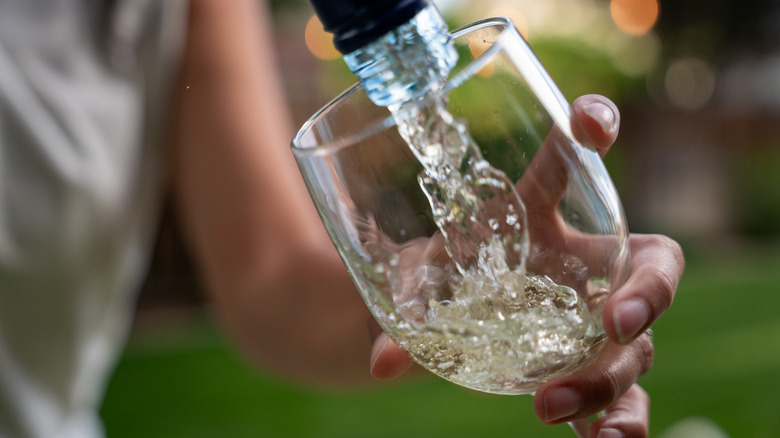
[369,331,414,380]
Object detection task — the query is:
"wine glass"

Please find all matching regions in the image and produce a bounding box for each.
[292,17,630,397]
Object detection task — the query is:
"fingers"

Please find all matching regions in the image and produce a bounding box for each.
[367,319,414,380]
[588,385,650,438]
[518,94,620,212]
[570,94,620,156]
[517,94,623,284]
[369,332,414,379]
[603,234,685,344]
[533,332,654,426]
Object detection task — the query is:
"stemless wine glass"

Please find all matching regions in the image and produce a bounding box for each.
[292,17,630,395]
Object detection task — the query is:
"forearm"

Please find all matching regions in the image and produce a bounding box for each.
[170,0,373,385]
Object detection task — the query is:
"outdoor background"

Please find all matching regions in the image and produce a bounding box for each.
[100,0,780,437]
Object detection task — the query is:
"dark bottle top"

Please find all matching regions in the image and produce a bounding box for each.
[308,0,427,54]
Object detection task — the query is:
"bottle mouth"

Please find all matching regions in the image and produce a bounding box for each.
[340,3,457,107]
[292,17,523,155]
[309,0,427,54]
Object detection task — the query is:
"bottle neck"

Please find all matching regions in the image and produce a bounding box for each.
[342,4,458,108]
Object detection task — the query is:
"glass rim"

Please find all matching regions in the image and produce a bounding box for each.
[290,17,519,157]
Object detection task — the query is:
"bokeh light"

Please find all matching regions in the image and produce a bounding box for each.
[664,57,717,110]
[304,14,340,61]
[468,38,496,77]
[609,32,661,76]
[610,0,659,37]
[485,6,529,39]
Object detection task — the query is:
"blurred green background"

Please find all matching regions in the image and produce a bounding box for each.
[100,0,780,437]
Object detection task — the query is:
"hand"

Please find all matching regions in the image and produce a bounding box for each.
[534,233,683,438]
[528,95,684,437]
[368,95,684,437]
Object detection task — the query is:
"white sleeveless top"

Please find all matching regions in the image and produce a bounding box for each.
[0,1,188,436]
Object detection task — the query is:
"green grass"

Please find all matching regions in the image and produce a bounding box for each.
[100,244,780,438]
[640,244,780,438]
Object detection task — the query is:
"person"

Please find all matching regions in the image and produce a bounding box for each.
[0,0,684,437]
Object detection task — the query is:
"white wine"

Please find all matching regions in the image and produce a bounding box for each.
[369,205,606,393]
[374,242,605,394]
[371,65,606,394]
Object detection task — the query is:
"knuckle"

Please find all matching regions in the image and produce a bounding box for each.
[634,384,650,406]
[659,234,686,270]
[644,234,686,271]
[633,334,655,376]
[599,367,625,406]
[597,385,650,438]
[647,233,682,255]
[617,386,651,438]
[624,418,650,438]
[625,424,650,438]
[646,263,677,313]
[590,340,654,409]
[629,234,684,324]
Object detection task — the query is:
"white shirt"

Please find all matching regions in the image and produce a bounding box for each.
[0,1,188,436]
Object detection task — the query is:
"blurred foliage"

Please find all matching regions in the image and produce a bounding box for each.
[531,38,647,105]
[507,38,643,195]
[448,70,544,183]
[733,146,780,237]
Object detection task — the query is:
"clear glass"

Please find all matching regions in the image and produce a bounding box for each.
[292,18,630,395]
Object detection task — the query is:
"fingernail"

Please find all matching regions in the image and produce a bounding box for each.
[583,102,615,133]
[369,336,388,377]
[597,428,624,438]
[613,298,651,344]
[544,387,581,422]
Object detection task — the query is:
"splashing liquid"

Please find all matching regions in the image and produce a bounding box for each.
[381,88,601,393]
[346,5,603,394]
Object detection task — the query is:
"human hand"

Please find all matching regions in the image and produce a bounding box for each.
[368,94,684,437]
[534,233,682,438]
[525,94,684,437]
